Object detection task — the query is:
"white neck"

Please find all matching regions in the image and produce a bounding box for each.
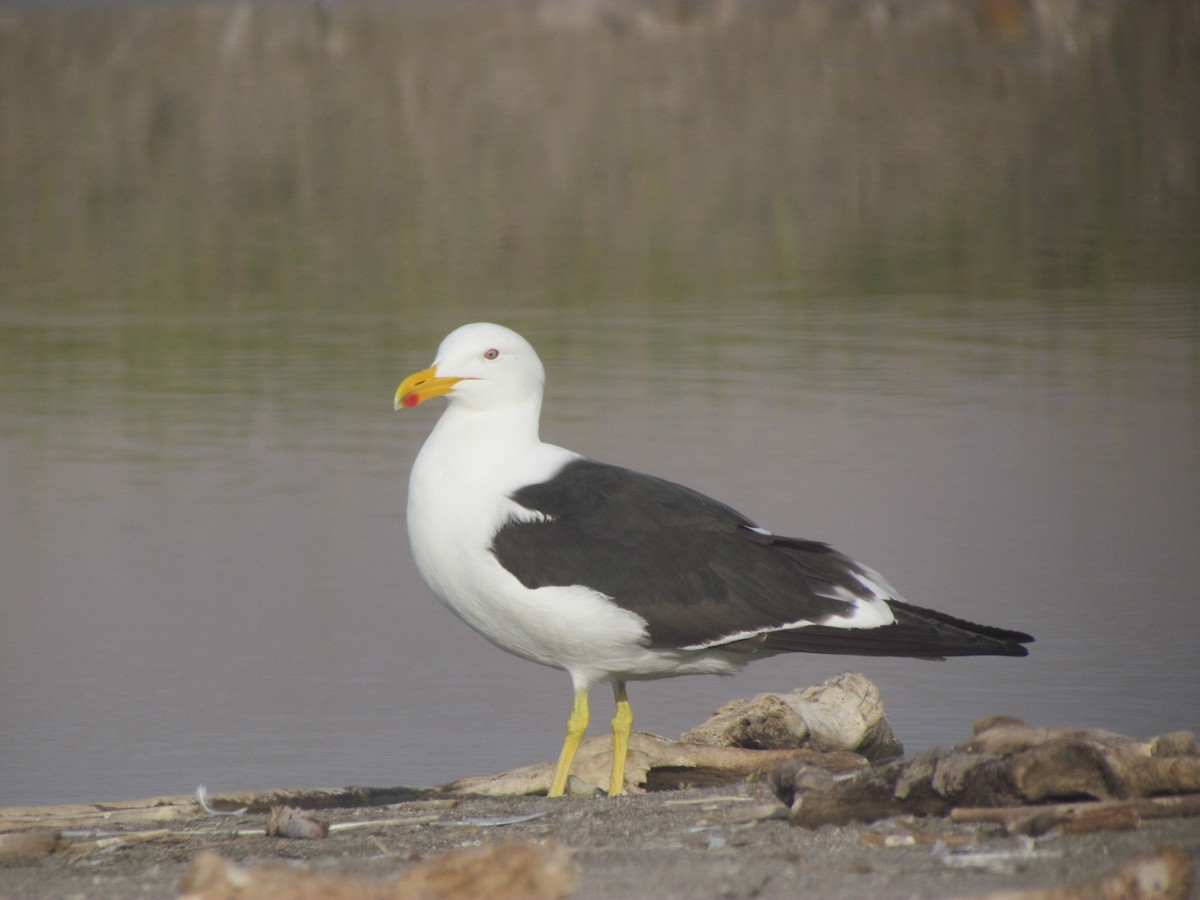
[405,392,578,603]
[408,392,578,525]
[427,394,542,471]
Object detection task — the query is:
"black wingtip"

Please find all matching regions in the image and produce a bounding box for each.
[755,598,1034,660]
[871,598,1034,658]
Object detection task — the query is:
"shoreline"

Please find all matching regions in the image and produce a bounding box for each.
[2,780,1197,899]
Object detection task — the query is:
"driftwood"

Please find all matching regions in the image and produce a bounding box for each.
[448,673,895,795]
[965,717,1200,801]
[0,786,427,833]
[680,672,904,762]
[771,717,1200,829]
[445,730,868,796]
[952,793,1200,836]
[962,844,1194,900]
[0,796,191,833]
[179,843,577,900]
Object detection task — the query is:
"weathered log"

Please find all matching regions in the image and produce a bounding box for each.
[967,716,1139,754]
[445,731,868,796]
[773,745,1036,828]
[969,720,1197,758]
[680,672,903,762]
[970,720,1200,800]
[1006,736,1200,802]
[771,719,1200,829]
[951,792,1200,833]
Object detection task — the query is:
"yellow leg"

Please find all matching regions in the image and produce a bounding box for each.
[548,687,589,797]
[608,681,633,797]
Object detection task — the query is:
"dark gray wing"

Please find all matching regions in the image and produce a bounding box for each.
[491,459,1032,658]
[491,459,891,649]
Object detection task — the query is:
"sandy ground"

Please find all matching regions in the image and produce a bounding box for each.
[1,781,1197,899]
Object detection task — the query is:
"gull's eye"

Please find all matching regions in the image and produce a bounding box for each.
[483,348,500,360]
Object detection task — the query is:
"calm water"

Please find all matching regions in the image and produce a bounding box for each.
[2,1,1199,807]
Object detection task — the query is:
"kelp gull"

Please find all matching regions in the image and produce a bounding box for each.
[395,322,1033,797]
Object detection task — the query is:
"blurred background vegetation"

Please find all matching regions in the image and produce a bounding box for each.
[2,1,1199,806]
[2,0,1197,320]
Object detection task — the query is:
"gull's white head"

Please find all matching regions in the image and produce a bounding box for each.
[394,322,546,413]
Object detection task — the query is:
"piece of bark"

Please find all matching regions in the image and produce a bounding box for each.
[265,806,329,839]
[893,749,952,810]
[1006,805,1141,838]
[790,673,904,761]
[929,749,1026,808]
[961,843,1194,900]
[683,693,809,750]
[968,719,1200,804]
[967,717,1137,755]
[772,727,1200,829]
[969,719,1199,762]
[951,793,1200,831]
[772,756,941,828]
[1007,737,1200,802]
[445,731,868,796]
[680,673,903,762]
[970,721,1200,790]
[179,842,577,900]
[773,746,1032,828]
[1006,739,1117,802]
